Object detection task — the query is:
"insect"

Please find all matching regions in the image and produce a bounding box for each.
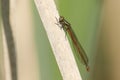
[56,16,89,71]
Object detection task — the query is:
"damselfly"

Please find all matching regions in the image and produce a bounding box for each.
[56,16,89,71]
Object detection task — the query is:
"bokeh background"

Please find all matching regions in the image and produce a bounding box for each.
[1,0,120,80]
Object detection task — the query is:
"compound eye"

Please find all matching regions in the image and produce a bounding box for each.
[59,16,64,22]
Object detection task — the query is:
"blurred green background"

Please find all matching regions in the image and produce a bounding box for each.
[1,0,120,80]
[31,0,102,80]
